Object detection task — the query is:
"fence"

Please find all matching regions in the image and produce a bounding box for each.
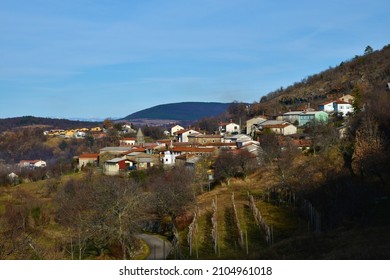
[248,193,273,245]
[231,193,244,249]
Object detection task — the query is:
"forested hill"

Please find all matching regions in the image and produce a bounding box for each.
[248,44,390,116]
[121,102,231,121]
[0,116,99,132]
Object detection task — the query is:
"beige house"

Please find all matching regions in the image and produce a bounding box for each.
[171,125,185,136]
[256,120,297,135]
[103,158,130,175]
[246,116,267,135]
[119,138,136,146]
[338,94,355,103]
[78,154,99,168]
[126,152,159,170]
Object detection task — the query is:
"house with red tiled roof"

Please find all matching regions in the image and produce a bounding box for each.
[334,100,354,116]
[318,98,353,117]
[162,146,216,165]
[170,125,185,136]
[188,134,222,145]
[78,153,99,168]
[318,100,336,113]
[257,120,297,135]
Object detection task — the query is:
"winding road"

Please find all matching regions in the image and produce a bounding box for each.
[137,233,172,260]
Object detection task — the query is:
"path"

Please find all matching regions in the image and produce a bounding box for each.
[137,233,172,260]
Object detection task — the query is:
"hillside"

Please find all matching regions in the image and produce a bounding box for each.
[121,102,230,122]
[249,44,390,116]
[0,116,99,133]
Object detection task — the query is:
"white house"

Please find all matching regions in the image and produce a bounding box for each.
[318,100,335,113]
[246,116,267,135]
[334,100,354,116]
[218,121,240,136]
[162,150,176,165]
[171,125,185,136]
[122,124,136,134]
[176,129,200,142]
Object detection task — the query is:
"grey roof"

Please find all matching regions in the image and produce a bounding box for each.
[106,157,127,163]
[283,111,304,115]
[258,120,287,126]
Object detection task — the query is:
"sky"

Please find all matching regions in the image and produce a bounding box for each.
[0,0,389,120]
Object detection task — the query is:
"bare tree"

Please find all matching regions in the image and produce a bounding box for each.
[352,113,387,185]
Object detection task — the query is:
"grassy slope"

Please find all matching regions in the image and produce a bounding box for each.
[177,171,390,260]
[2,169,389,260]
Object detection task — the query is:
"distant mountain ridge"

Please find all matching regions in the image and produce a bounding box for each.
[121,102,231,121]
[0,116,100,132]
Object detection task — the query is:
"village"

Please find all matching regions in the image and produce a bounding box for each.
[3,94,355,184]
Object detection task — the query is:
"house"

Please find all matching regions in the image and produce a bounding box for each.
[246,116,267,135]
[282,111,304,125]
[171,125,185,136]
[334,100,354,116]
[199,142,237,150]
[19,160,47,169]
[175,154,201,168]
[187,134,222,145]
[162,146,215,165]
[78,154,99,168]
[103,158,130,175]
[175,129,200,142]
[298,111,329,126]
[126,152,158,170]
[122,124,136,134]
[218,121,240,136]
[119,138,137,146]
[318,100,335,113]
[255,120,297,136]
[339,94,355,103]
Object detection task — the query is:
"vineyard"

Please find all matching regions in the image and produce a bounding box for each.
[176,178,309,259]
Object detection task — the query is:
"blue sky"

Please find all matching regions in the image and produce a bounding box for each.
[0,0,389,119]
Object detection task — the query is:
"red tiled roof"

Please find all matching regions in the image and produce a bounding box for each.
[319,100,335,106]
[335,100,351,105]
[79,153,99,159]
[175,129,191,135]
[172,147,215,153]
